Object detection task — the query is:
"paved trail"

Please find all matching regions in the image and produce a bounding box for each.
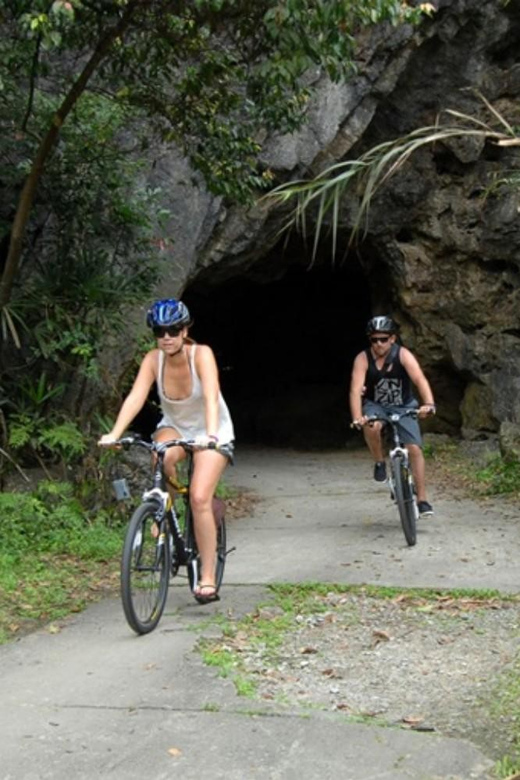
[1,446,519,780]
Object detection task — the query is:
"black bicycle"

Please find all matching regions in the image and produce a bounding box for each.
[113,436,229,635]
[364,409,420,546]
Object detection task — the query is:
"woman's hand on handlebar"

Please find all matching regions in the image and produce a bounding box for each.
[193,434,219,449]
[98,433,121,448]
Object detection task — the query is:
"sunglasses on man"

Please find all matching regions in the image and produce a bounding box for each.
[153,326,183,338]
[370,336,391,344]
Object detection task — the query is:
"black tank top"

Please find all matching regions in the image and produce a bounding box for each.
[364,344,415,407]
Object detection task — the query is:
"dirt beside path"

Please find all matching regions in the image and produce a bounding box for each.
[219,445,520,772]
[212,588,520,768]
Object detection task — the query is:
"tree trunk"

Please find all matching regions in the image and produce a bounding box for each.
[0,2,140,310]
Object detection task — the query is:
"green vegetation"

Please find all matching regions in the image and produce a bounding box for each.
[420,437,520,500]
[269,581,510,605]
[495,755,520,779]
[475,457,520,496]
[0,481,125,643]
[490,655,520,776]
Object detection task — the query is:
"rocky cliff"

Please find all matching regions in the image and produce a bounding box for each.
[149,0,520,448]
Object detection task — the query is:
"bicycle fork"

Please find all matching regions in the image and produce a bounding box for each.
[389,448,419,519]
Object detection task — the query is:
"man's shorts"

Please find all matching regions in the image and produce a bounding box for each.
[362,400,422,446]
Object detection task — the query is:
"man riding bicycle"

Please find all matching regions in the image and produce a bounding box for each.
[350,316,436,516]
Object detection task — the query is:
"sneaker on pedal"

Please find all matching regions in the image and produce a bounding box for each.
[374,461,387,482]
[418,500,434,516]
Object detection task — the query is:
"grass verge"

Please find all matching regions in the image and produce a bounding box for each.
[0,480,125,644]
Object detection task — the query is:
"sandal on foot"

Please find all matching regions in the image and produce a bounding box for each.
[194,583,220,604]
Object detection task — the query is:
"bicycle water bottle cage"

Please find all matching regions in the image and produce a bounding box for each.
[142,487,170,514]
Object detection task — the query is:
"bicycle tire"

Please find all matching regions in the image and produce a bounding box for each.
[187,506,227,594]
[392,458,417,546]
[121,501,171,634]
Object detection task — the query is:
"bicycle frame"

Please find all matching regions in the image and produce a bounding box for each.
[132,438,198,571]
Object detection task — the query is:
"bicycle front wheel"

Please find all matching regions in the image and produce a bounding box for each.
[392,459,417,546]
[121,502,171,634]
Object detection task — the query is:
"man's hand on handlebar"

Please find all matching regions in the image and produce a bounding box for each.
[351,416,367,429]
[418,404,436,419]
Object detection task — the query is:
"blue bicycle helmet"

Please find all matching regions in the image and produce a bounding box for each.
[366,315,398,335]
[146,298,192,329]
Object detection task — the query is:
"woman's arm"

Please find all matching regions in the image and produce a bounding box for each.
[99,350,157,443]
[195,345,221,439]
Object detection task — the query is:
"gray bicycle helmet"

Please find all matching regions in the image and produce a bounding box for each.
[146,298,192,329]
[366,315,398,335]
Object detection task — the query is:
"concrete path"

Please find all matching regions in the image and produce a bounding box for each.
[2,446,519,780]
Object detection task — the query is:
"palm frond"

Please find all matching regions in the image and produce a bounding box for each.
[1,306,22,348]
[267,95,519,259]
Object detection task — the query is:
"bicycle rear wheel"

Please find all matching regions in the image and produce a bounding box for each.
[392,458,417,546]
[121,502,171,634]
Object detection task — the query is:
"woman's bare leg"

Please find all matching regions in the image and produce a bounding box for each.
[153,427,186,484]
[190,449,228,589]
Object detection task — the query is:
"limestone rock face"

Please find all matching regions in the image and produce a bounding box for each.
[153,0,520,439]
[499,421,520,463]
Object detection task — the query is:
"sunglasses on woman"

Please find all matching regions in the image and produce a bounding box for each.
[153,326,183,338]
[370,336,390,344]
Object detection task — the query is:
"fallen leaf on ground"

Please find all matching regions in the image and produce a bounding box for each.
[402,715,424,727]
[168,748,182,758]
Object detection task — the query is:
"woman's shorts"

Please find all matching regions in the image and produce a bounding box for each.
[215,441,235,464]
[362,401,422,446]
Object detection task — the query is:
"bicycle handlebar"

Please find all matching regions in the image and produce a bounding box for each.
[101,435,219,453]
[365,409,419,425]
[350,408,419,429]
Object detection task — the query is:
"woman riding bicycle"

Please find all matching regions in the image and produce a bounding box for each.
[350,315,436,516]
[99,297,234,603]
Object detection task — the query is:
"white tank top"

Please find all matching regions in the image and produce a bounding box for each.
[157,345,234,443]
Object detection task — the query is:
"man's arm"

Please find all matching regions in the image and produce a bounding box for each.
[400,347,436,416]
[349,351,368,423]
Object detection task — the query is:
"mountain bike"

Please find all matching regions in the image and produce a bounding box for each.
[364,409,420,546]
[113,435,230,635]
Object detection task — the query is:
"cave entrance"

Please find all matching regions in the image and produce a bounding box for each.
[183,237,374,448]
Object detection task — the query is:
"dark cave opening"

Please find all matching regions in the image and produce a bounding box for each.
[182,239,374,448]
